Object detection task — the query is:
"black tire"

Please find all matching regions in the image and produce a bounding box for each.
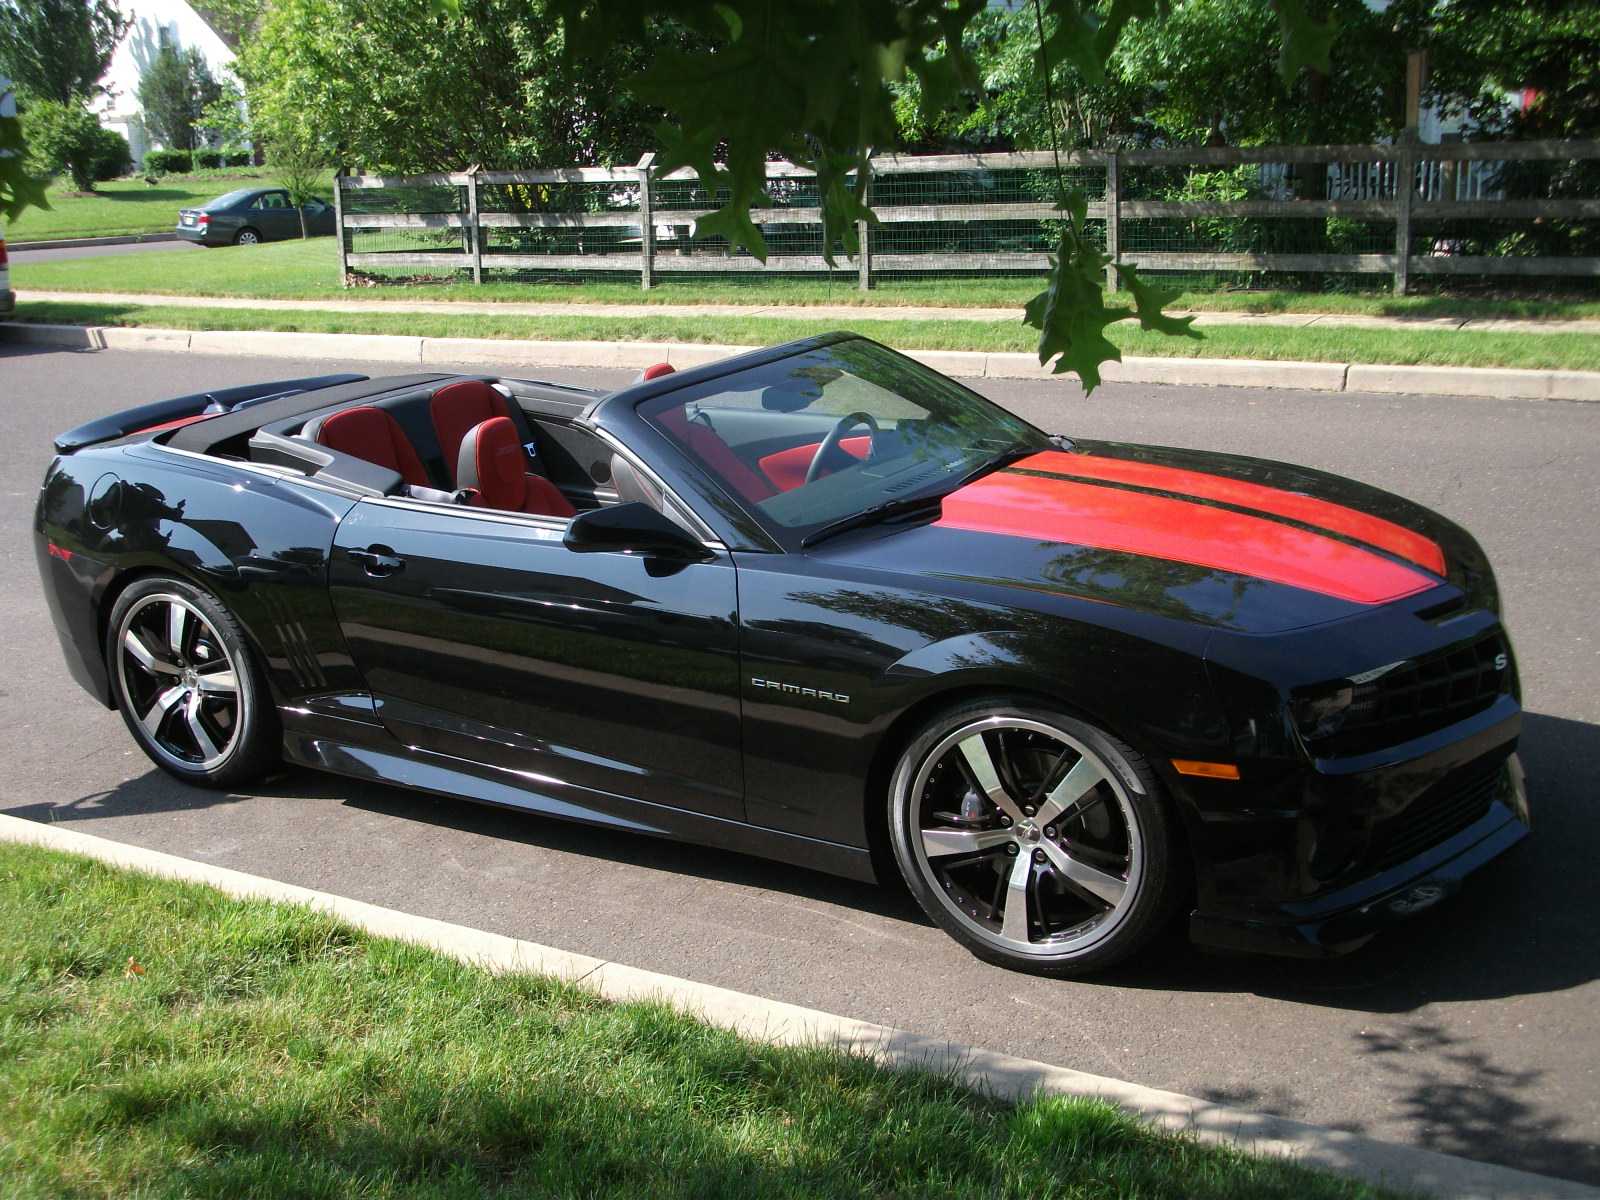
[887,695,1179,977]
[105,576,279,788]
[234,227,261,245]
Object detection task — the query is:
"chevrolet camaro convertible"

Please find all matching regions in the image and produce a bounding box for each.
[33,334,1530,976]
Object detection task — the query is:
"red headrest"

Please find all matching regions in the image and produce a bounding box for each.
[430,380,511,484]
[311,405,428,487]
[456,417,575,518]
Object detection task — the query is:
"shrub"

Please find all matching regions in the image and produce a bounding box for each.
[20,96,109,191]
[145,148,193,174]
[223,147,252,167]
[194,149,223,169]
[91,126,132,180]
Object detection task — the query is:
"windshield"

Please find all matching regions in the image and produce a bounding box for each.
[636,337,1050,549]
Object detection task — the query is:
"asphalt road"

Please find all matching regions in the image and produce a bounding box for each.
[5,342,1599,1185]
[7,238,204,262]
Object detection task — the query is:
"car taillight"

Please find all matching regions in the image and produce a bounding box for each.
[197,214,209,226]
[0,238,8,266]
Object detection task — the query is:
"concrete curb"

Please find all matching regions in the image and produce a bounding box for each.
[1,813,1593,1200]
[4,319,1598,401]
[9,232,179,251]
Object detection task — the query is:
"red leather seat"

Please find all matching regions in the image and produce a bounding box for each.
[430,380,516,486]
[456,417,575,518]
[305,405,429,487]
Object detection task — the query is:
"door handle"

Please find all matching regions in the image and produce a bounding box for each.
[348,545,405,577]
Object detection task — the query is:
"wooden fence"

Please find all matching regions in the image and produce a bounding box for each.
[333,140,1600,296]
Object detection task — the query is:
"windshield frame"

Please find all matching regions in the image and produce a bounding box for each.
[607,334,1052,554]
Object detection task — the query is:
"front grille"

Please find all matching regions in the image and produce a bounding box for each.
[1297,628,1510,756]
[1368,762,1502,872]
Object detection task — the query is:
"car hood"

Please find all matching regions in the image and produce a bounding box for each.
[827,440,1494,636]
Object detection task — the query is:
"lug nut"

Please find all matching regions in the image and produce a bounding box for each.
[1044,826,1056,839]
[999,815,1012,827]
[1023,805,1036,817]
[1033,849,1046,863]
[1006,843,1019,856]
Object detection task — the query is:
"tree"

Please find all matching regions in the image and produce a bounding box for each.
[238,0,686,174]
[137,43,222,152]
[269,135,323,238]
[21,92,127,189]
[0,0,128,105]
[527,0,1336,390]
[198,80,249,151]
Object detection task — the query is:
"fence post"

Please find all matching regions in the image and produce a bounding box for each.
[1104,151,1121,292]
[332,165,349,287]
[856,162,872,292]
[465,164,483,286]
[637,151,657,292]
[1393,141,1415,297]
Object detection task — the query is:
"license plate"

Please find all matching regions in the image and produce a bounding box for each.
[181,216,195,226]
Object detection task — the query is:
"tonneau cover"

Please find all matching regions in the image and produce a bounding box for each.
[167,373,453,453]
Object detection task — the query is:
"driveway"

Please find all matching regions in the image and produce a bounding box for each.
[6,238,204,262]
[4,341,1598,1185]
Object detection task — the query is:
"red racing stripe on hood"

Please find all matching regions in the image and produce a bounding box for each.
[937,471,1435,604]
[1015,451,1447,575]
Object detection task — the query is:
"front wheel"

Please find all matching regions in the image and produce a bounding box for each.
[106,577,279,788]
[888,697,1179,977]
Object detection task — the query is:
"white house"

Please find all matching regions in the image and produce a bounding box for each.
[91,0,237,167]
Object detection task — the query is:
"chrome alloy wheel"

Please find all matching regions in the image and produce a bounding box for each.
[115,593,244,771]
[902,716,1143,959]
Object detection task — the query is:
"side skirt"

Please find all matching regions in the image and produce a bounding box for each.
[280,723,878,885]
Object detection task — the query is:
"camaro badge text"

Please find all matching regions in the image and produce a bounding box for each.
[751,677,850,705]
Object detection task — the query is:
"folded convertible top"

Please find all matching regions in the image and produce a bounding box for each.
[166,373,453,453]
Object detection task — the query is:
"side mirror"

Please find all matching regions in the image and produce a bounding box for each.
[563,502,709,559]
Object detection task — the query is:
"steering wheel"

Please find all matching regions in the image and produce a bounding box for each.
[805,411,880,485]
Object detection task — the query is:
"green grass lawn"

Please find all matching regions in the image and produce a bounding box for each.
[4,172,328,243]
[0,841,1405,1200]
[17,297,1600,371]
[14,236,1600,319]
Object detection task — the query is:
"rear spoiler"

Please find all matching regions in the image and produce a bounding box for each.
[52,373,370,455]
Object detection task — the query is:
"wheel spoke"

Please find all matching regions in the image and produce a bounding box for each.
[957,733,1026,823]
[140,685,188,739]
[166,602,190,660]
[125,630,179,675]
[184,692,220,760]
[921,827,1013,859]
[1035,756,1106,828]
[1040,838,1127,909]
[195,667,237,695]
[999,850,1034,942]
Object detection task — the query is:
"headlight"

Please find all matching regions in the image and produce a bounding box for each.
[1292,683,1355,740]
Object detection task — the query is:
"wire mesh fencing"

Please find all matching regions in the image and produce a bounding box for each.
[335,142,1600,295]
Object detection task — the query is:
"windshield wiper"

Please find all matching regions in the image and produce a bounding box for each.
[799,446,1040,550]
[800,494,946,549]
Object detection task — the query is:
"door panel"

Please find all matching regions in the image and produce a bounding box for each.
[328,499,744,820]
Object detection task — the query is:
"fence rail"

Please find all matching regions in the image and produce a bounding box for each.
[333,140,1600,295]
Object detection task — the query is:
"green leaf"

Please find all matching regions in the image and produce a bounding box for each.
[1040,0,1108,86]
[1114,263,1203,339]
[1273,0,1336,84]
[1023,233,1131,394]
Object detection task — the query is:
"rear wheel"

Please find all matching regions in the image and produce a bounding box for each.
[234,227,260,245]
[888,697,1178,977]
[106,577,278,787]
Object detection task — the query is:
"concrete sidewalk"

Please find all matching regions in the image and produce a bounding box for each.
[21,287,1600,335]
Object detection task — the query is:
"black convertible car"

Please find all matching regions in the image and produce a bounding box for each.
[33,335,1530,976]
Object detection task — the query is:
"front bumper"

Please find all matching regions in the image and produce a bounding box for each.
[1185,698,1528,958]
